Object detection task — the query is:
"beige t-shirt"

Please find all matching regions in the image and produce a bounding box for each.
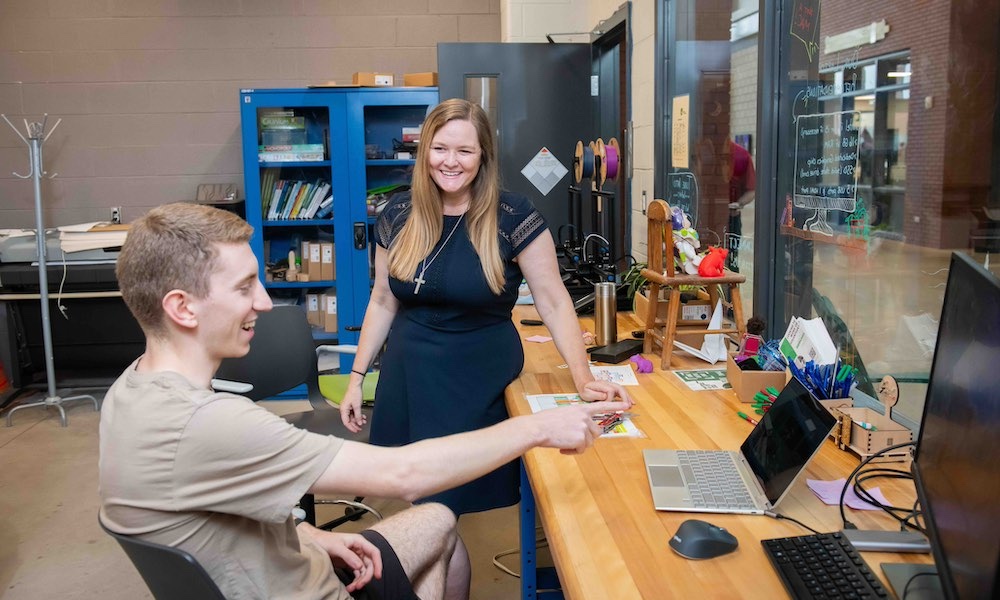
[99,360,348,599]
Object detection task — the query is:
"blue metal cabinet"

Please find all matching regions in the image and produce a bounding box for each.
[239,87,438,362]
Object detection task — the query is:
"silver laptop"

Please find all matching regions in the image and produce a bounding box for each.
[643,377,836,514]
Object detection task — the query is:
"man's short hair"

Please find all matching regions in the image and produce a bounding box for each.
[116,202,254,337]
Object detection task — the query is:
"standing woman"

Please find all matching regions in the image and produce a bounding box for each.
[340,98,630,590]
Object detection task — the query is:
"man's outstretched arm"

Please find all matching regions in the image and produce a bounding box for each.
[311,399,631,501]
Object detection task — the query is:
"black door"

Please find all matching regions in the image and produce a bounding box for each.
[438,43,592,232]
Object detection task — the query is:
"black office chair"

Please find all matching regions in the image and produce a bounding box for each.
[99,517,226,600]
[213,304,379,529]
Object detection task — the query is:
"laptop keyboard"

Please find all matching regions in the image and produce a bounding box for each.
[762,532,890,599]
[677,450,758,510]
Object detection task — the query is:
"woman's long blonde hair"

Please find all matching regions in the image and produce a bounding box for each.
[387,98,506,294]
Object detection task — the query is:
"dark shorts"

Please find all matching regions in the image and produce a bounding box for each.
[335,529,419,600]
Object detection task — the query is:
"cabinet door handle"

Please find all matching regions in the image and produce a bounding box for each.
[353,222,367,250]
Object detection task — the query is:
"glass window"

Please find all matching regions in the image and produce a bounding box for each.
[655,0,761,315]
[768,0,1000,427]
[655,1,999,429]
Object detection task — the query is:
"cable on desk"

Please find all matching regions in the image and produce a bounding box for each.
[491,526,548,579]
[853,467,925,534]
[838,441,916,531]
[764,510,822,535]
[901,570,938,600]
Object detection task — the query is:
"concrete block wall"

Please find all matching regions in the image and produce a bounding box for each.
[0,0,501,228]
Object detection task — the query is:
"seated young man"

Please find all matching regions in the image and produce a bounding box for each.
[99,203,630,600]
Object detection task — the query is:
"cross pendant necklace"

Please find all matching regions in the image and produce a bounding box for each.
[414,213,464,294]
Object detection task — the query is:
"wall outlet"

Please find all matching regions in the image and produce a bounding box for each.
[111,206,122,224]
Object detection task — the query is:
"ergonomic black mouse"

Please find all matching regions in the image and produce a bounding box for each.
[668,519,739,559]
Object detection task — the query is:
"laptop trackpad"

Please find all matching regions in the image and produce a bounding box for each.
[649,465,685,487]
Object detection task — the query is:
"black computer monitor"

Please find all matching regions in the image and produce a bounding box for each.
[910,253,1000,599]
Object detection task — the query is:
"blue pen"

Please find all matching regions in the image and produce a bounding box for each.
[806,362,827,399]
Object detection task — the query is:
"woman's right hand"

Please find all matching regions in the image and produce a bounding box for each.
[340,386,367,433]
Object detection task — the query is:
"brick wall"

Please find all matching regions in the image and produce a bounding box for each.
[819,0,998,249]
[731,44,757,156]
[0,0,501,228]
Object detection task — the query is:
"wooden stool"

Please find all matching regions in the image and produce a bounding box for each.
[640,199,747,369]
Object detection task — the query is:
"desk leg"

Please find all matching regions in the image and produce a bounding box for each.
[519,461,564,600]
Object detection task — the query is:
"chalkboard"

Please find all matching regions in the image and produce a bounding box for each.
[667,172,699,226]
[793,111,860,234]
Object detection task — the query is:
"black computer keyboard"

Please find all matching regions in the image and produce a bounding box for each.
[762,532,890,599]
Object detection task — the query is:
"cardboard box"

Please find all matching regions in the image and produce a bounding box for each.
[305,294,321,327]
[320,242,334,281]
[353,72,394,87]
[300,241,311,278]
[309,241,322,281]
[726,353,788,403]
[324,295,338,333]
[403,72,438,86]
[634,290,706,346]
[401,126,421,143]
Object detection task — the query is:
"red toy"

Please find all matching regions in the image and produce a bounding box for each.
[697,246,728,277]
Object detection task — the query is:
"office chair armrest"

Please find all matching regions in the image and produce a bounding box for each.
[315,344,359,357]
[210,378,254,394]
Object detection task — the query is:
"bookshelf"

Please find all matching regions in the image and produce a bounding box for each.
[239,87,438,371]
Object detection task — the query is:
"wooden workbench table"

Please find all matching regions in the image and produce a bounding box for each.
[505,305,929,599]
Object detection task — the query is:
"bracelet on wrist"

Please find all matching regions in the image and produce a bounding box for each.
[351,369,366,377]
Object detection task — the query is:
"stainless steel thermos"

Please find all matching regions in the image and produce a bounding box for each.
[594,282,617,346]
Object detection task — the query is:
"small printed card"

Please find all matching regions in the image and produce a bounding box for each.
[590,365,640,386]
[525,393,643,438]
[672,368,731,391]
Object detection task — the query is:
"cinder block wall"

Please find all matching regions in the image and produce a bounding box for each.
[0,1,500,228]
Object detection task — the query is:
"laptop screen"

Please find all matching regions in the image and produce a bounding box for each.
[740,377,837,504]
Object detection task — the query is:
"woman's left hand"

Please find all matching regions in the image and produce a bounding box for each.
[579,380,633,407]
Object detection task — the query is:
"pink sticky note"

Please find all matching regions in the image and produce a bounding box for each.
[525,335,553,343]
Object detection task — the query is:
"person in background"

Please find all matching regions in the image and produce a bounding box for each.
[339,98,632,590]
[726,138,756,272]
[100,202,629,600]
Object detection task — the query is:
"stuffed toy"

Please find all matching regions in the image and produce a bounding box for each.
[630,354,654,373]
[697,246,728,277]
[671,208,702,275]
[738,316,767,357]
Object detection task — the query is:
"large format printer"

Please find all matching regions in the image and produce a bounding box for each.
[0,226,143,392]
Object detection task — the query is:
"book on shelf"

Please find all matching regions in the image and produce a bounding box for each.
[263,179,331,220]
[302,183,331,219]
[260,168,279,210]
[261,128,307,146]
[258,114,304,129]
[313,194,334,219]
[270,180,298,220]
[284,182,310,219]
[258,143,325,163]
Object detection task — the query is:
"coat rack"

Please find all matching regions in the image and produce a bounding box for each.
[2,114,98,427]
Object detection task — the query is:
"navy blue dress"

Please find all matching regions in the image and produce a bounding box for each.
[371,191,547,515]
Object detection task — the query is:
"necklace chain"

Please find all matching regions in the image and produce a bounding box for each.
[414,214,464,294]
